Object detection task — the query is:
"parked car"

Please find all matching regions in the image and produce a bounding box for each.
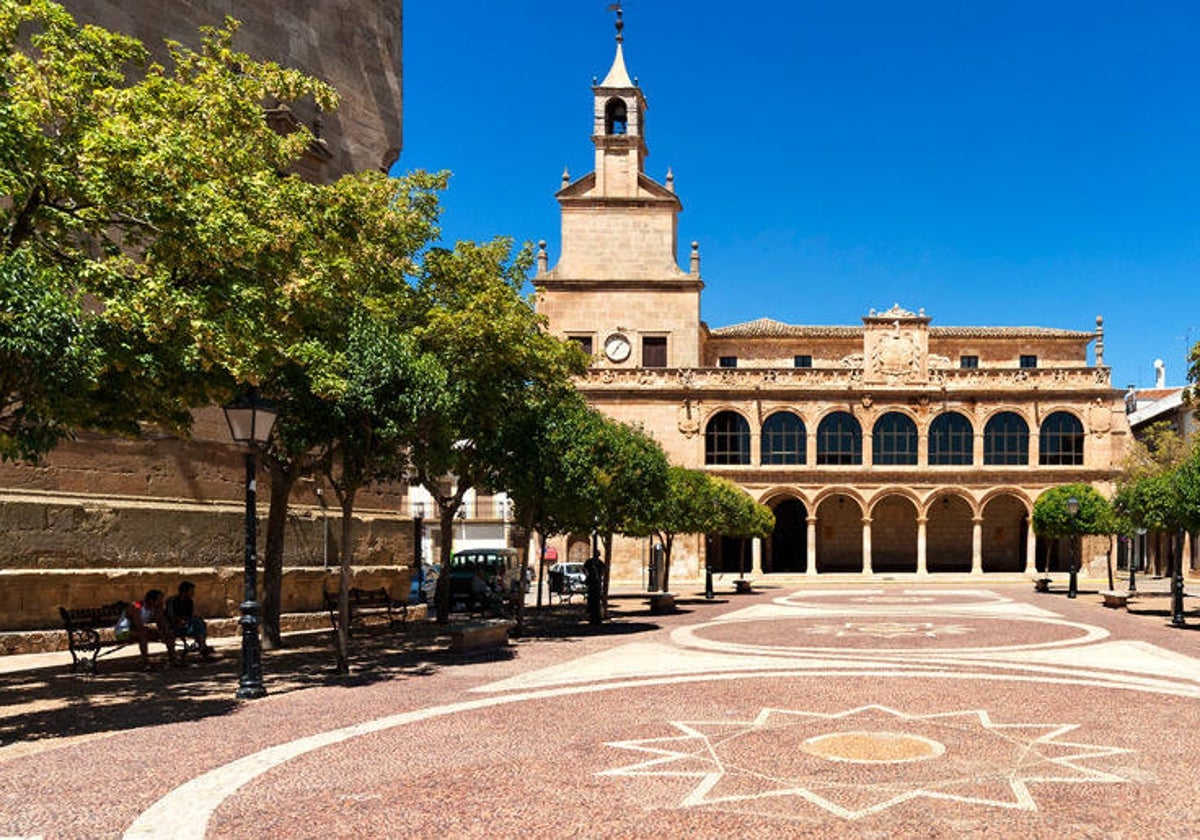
[549,562,588,593]
[449,548,521,613]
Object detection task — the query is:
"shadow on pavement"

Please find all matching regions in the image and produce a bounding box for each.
[0,604,668,750]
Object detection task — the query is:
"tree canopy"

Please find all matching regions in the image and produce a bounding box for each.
[1032,483,1114,538]
[1,0,336,457]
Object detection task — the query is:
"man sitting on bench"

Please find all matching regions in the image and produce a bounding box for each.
[166,581,215,661]
[115,589,179,670]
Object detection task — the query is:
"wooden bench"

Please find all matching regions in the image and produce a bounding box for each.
[324,587,407,634]
[1033,577,1052,593]
[647,592,677,613]
[450,619,514,653]
[1100,590,1130,609]
[734,579,753,594]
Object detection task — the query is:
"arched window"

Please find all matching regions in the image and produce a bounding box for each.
[816,412,862,465]
[1040,411,1084,465]
[705,411,750,465]
[983,411,1029,465]
[762,412,806,465]
[929,412,974,466]
[872,412,917,465]
[605,98,627,135]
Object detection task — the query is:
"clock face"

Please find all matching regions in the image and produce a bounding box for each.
[604,332,632,362]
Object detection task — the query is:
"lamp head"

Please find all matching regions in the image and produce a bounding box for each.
[1066,496,1080,517]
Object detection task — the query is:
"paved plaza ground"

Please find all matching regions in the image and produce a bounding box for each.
[2,577,1199,838]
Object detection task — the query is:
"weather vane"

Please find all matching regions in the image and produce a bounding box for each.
[607,2,624,43]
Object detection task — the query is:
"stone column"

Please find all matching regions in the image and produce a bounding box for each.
[807,517,818,575]
[973,432,984,466]
[917,516,928,576]
[862,434,873,468]
[1025,524,1038,575]
[862,517,873,575]
[1027,427,1039,466]
[972,517,984,575]
[752,537,763,575]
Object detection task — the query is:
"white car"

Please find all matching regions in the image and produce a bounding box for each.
[549,562,588,593]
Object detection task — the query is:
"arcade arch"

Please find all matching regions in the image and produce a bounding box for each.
[815,494,863,572]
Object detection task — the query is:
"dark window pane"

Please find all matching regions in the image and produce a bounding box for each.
[960,355,978,369]
[816,411,862,465]
[929,412,974,465]
[872,412,917,465]
[718,356,738,368]
[1020,355,1038,368]
[794,355,813,368]
[642,336,667,367]
[762,412,806,465]
[1039,411,1084,465]
[983,411,1029,465]
[705,411,751,465]
[569,335,593,355]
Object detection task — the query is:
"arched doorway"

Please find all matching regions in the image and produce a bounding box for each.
[927,494,973,572]
[871,495,918,573]
[705,535,751,575]
[982,495,1028,572]
[815,495,863,573]
[766,498,807,573]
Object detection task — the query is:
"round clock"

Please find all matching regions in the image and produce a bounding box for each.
[604,332,632,362]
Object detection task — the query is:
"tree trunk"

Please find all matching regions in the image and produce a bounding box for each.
[433,508,456,625]
[334,489,357,674]
[661,533,675,592]
[601,531,614,621]
[261,460,298,650]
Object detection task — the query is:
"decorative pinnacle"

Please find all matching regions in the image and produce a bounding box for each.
[608,2,624,43]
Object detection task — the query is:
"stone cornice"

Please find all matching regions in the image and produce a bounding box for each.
[708,318,1095,341]
[536,278,702,292]
[578,365,1114,393]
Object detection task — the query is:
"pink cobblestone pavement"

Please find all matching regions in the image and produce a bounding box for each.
[1,579,1199,838]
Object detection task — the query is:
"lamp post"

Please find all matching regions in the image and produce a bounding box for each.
[413,501,426,602]
[223,390,277,700]
[1171,527,1186,628]
[1066,495,1079,599]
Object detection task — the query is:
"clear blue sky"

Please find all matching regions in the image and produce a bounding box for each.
[399,1,1200,390]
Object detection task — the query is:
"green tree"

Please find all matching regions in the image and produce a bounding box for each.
[554,413,669,620]
[408,239,583,624]
[256,170,444,647]
[1,1,336,456]
[1033,483,1115,580]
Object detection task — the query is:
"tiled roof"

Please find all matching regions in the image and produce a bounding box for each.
[708,318,1094,340]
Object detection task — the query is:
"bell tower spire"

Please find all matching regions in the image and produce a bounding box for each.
[593,3,648,197]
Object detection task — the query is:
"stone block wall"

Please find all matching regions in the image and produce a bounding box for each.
[0,565,411,632]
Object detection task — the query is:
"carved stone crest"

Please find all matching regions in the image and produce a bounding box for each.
[870,321,919,381]
[677,399,700,438]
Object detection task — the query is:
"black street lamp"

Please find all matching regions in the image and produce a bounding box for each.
[1171,527,1186,628]
[223,390,277,700]
[1066,495,1080,599]
[413,502,426,602]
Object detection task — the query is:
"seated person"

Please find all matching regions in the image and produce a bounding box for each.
[114,589,178,669]
[165,581,215,661]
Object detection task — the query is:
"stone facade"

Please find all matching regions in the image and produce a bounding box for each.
[59,0,403,179]
[534,36,1129,584]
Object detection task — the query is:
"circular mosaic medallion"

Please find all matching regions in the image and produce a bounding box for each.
[802,730,945,764]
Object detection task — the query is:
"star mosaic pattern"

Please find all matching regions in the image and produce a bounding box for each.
[802,622,975,639]
[599,705,1133,821]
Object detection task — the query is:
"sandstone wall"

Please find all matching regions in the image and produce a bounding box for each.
[59,0,403,178]
[1,565,411,632]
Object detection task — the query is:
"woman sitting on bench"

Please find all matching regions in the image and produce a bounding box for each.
[114,589,179,670]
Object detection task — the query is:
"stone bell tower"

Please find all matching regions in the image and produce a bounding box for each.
[535,8,703,369]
